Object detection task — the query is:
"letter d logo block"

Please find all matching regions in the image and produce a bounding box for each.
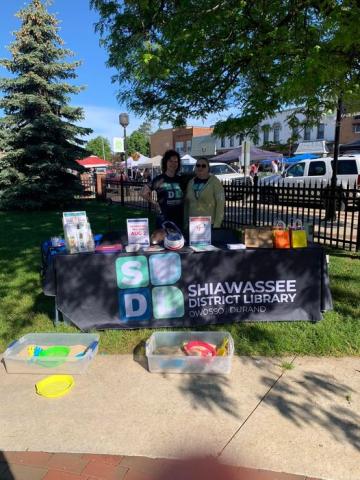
[119,288,152,323]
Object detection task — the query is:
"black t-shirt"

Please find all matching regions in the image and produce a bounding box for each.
[150,174,184,227]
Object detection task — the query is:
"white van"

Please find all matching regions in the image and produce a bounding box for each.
[262,155,360,188]
[259,155,360,208]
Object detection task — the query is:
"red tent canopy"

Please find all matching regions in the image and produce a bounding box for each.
[76,155,111,168]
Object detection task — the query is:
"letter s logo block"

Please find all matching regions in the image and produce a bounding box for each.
[116,255,148,289]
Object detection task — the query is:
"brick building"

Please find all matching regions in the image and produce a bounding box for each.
[339,114,360,145]
[150,126,213,157]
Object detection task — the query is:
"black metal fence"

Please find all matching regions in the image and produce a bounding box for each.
[104,177,360,251]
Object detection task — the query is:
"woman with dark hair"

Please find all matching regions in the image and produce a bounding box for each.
[141,149,185,228]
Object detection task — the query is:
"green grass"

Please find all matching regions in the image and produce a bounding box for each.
[0,200,359,356]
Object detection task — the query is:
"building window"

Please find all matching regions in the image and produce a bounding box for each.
[175,141,185,155]
[273,124,281,143]
[220,137,225,148]
[186,140,192,151]
[317,123,325,140]
[263,130,269,144]
[238,133,244,145]
[304,125,311,141]
[229,136,234,147]
[352,124,360,133]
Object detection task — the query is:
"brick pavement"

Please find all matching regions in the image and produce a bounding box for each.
[0,452,323,480]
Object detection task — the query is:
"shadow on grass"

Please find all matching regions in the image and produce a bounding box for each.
[329,270,360,318]
[0,201,156,346]
[326,249,360,260]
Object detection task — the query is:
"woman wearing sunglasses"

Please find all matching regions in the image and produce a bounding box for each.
[184,158,225,228]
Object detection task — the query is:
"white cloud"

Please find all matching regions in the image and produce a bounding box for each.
[77,104,239,144]
[78,105,144,143]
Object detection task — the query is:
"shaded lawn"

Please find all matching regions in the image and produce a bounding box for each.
[0,200,359,355]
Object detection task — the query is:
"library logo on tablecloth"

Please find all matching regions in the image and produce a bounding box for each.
[116,253,184,322]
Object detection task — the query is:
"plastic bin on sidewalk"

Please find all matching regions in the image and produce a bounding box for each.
[2,333,99,374]
[145,331,234,374]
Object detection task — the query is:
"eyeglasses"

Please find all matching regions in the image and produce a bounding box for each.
[196,164,207,168]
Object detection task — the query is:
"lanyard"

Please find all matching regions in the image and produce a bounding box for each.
[193,179,208,199]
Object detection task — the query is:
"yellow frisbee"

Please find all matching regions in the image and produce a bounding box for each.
[35,375,75,398]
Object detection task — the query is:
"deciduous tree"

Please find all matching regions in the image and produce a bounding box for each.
[92,0,360,217]
[86,136,112,161]
[91,1,360,135]
[127,130,150,156]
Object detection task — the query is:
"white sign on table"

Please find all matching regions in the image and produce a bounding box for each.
[127,218,150,247]
[189,216,212,246]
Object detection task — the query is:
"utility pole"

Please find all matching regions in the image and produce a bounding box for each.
[101,137,105,160]
[325,95,343,221]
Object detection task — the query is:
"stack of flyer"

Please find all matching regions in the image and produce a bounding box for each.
[62,211,95,254]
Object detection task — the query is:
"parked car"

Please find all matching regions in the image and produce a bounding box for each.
[258,155,360,209]
[180,161,251,199]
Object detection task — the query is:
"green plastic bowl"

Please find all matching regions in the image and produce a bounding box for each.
[36,346,70,368]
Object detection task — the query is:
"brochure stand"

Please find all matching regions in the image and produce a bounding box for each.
[62,211,95,254]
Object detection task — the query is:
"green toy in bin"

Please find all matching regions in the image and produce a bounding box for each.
[36,346,70,368]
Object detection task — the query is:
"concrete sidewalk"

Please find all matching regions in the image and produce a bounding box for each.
[0,355,359,480]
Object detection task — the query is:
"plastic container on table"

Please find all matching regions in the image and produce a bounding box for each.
[2,333,99,374]
[145,331,234,374]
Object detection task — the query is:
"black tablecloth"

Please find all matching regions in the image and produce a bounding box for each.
[42,246,332,331]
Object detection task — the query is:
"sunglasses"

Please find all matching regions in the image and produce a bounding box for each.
[196,164,208,168]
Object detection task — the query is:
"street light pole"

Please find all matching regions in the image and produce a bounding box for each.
[119,112,129,172]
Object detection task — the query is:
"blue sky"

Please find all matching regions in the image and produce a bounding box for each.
[0,0,228,146]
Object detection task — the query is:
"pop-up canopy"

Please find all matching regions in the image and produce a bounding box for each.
[340,139,360,153]
[210,146,282,163]
[121,153,151,168]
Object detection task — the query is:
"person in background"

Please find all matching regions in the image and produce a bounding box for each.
[184,158,225,229]
[142,168,152,183]
[271,159,279,174]
[119,168,128,181]
[141,150,185,229]
[249,162,259,178]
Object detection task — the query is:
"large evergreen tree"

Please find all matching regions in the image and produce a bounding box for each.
[0,0,92,209]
